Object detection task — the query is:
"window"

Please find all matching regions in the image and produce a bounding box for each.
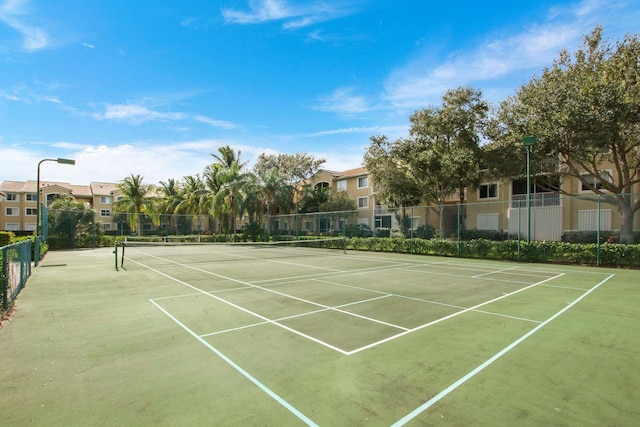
[375,215,392,228]
[357,176,368,189]
[25,223,36,231]
[5,223,20,231]
[26,193,37,202]
[478,183,498,199]
[103,223,112,231]
[357,196,368,209]
[25,208,37,216]
[6,193,18,201]
[100,209,111,217]
[100,196,113,204]
[315,181,330,190]
[581,171,611,192]
[5,207,18,216]
[116,196,124,202]
[336,180,347,191]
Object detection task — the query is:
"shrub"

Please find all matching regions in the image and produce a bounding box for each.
[0,231,15,247]
[345,236,640,268]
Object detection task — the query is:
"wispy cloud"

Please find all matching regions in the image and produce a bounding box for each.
[302,125,407,138]
[0,0,50,50]
[0,85,62,104]
[381,0,623,110]
[313,87,374,115]
[193,115,237,129]
[222,0,360,30]
[92,103,238,129]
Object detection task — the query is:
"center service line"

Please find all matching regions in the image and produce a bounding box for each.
[391,273,615,426]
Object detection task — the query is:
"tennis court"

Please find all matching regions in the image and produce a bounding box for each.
[1,242,638,426]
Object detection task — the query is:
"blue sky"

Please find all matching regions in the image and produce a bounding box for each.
[1,0,639,185]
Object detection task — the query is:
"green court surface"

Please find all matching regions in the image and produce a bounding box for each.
[1,244,638,426]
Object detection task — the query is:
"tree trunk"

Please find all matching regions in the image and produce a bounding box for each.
[618,202,636,244]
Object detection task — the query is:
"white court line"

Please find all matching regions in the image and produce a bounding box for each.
[149,299,318,427]
[391,273,615,426]
[315,278,543,324]
[472,266,520,278]
[135,251,409,334]
[345,272,565,355]
[198,294,401,338]
[127,257,349,354]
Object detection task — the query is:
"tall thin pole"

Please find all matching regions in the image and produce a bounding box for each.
[523,136,537,244]
[526,145,531,243]
[35,158,76,238]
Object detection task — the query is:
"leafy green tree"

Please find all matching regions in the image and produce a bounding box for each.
[489,27,640,242]
[253,153,325,186]
[47,195,96,248]
[319,190,357,212]
[365,86,488,233]
[298,185,329,214]
[113,174,156,235]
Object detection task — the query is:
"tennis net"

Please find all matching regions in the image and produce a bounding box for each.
[115,237,347,270]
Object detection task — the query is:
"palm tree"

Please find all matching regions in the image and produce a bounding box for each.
[113,174,155,235]
[258,168,294,235]
[212,161,249,234]
[158,178,183,233]
[210,145,247,170]
[175,175,208,233]
[207,145,250,235]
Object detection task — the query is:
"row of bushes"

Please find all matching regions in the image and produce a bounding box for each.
[346,237,640,268]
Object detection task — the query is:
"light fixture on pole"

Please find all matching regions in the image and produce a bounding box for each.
[36,158,76,238]
[523,136,537,243]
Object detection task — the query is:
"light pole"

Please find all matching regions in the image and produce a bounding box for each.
[523,136,537,243]
[36,158,76,238]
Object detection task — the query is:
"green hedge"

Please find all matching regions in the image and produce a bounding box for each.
[346,237,640,268]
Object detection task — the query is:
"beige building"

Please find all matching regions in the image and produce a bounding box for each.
[0,180,119,233]
[2,162,638,240]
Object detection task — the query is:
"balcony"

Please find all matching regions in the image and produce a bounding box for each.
[511,192,560,208]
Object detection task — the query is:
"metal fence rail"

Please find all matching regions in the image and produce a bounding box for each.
[1,240,32,313]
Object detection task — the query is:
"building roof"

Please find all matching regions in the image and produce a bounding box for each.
[0,180,104,198]
[335,167,368,178]
[90,182,119,195]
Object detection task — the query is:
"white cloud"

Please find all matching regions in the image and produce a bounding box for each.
[222,0,359,29]
[193,115,237,129]
[302,125,407,138]
[93,104,238,129]
[314,87,373,115]
[0,0,50,51]
[0,85,63,104]
[380,0,618,110]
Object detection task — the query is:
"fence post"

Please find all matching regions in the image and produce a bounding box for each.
[597,194,601,266]
[1,246,7,311]
[457,202,461,257]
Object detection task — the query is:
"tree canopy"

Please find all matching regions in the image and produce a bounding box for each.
[489,27,640,242]
[364,86,488,231]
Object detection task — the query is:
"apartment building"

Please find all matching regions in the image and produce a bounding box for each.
[304,164,639,240]
[2,163,638,240]
[0,180,118,233]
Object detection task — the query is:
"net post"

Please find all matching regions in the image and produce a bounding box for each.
[114,242,119,271]
[121,242,125,269]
